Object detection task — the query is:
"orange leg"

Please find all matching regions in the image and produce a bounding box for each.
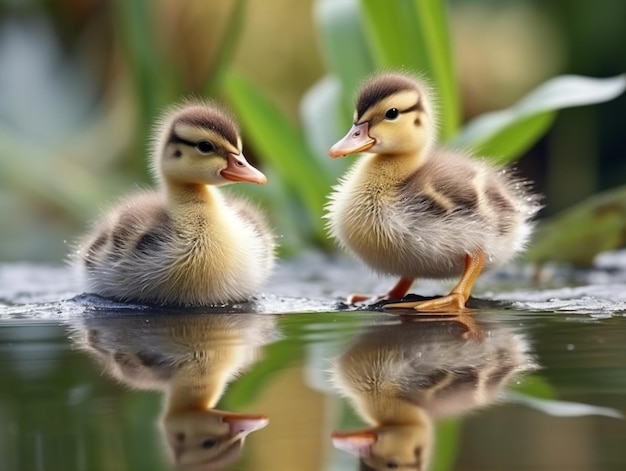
[347,277,414,304]
[398,313,484,340]
[384,251,485,312]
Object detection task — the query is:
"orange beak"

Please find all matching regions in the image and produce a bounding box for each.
[329,122,375,158]
[221,153,267,185]
[331,430,377,457]
[222,414,269,439]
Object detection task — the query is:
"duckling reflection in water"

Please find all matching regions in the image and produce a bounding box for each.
[330,316,536,470]
[73,312,278,470]
[326,72,541,311]
[74,101,275,306]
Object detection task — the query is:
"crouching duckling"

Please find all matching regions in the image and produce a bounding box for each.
[326,72,540,311]
[330,316,536,470]
[75,102,275,306]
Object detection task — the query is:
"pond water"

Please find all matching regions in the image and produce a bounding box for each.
[1,253,625,471]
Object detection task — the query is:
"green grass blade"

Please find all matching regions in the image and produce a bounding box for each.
[431,419,460,471]
[454,74,626,162]
[300,75,351,176]
[202,0,248,96]
[111,0,174,113]
[223,71,334,244]
[315,0,376,109]
[359,0,459,139]
[360,0,428,69]
[412,0,459,139]
[112,0,175,177]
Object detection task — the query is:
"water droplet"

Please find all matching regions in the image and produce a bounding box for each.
[566,344,575,351]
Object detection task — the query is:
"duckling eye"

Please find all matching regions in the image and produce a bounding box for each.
[385,108,399,120]
[196,141,214,154]
[201,438,217,449]
[385,460,399,469]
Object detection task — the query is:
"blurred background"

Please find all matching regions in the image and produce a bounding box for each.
[0,0,624,262]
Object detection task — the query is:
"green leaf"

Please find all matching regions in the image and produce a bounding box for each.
[478,111,556,164]
[508,373,556,399]
[202,0,248,96]
[111,0,175,110]
[360,0,428,68]
[223,71,334,245]
[506,392,623,419]
[526,185,626,266]
[359,0,459,139]
[411,0,459,140]
[315,0,376,102]
[223,339,301,408]
[454,74,626,161]
[112,0,176,177]
[300,75,351,177]
[431,419,460,471]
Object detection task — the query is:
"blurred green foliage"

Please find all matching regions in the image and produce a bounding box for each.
[526,185,626,266]
[0,0,625,262]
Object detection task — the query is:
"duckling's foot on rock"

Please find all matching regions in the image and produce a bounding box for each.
[347,277,414,305]
[384,293,468,313]
[385,252,485,312]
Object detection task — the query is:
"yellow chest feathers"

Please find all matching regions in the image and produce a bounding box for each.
[165,203,253,282]
[326,160,407,253]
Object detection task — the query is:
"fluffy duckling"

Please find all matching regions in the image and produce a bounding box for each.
[76,102,275,306]
[326,72,540,311]
[330,316,535,470]
[73,311,278,470]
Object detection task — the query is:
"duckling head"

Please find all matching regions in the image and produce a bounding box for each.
[152,102,266,189]
[332,423,432,471]
[329,72,437,160]
[162,410,268,470]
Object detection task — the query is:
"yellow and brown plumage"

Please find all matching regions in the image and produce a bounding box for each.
[76,102,275,306]
[330,317,535,470]
[326,72,540,311]
[74,313,276,469]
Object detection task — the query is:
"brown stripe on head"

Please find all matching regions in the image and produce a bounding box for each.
[167,101,240,148]
[356,73,422,120]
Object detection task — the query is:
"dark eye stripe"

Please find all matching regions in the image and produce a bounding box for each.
[169,133,197,147]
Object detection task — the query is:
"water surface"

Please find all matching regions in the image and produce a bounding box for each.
[1,255,625,471]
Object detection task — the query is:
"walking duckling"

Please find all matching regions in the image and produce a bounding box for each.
[76,102,275,306]
[326,72,540,311]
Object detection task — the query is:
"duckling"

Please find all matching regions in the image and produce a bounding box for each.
[75,101,275,306]
[72,311,278,470]
[326,72,540,311]
[330,316,536,470]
